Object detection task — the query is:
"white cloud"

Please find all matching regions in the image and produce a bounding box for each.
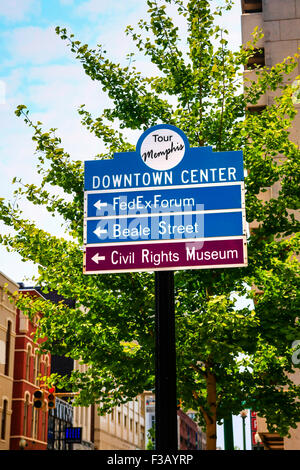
[75,0,146,22]
[215,1,242,51]
[0,0,244,284]
[76,0,129,15]
[24,63,108,155]
[0,80,6,104]
[0,0,40,22]
[3,25,73,65]
[75,0,108,16]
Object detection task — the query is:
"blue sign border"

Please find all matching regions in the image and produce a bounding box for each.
[84,125,244,192]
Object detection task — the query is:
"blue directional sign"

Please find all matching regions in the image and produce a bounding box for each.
[84,146,244,192]
[83,124,247,273]
[85,184,243,218]
[85,211,244,245]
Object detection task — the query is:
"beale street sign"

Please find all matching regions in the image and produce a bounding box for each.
[83,124,247,274]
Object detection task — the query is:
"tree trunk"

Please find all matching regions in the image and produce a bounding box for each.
[205,369,217,450]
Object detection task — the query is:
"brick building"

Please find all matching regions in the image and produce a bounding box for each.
[144,392,205,450]
[2,277,201,452]
[178,409,206,450]
[0,271,18,450]
[10,287,51,450]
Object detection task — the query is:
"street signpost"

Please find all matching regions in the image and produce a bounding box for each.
[84,124,247,274]
[83,124,247,451]
[85,238,246,274]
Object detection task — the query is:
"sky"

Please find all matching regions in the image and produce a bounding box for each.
[0,0,252,450]
[0,0,243,282]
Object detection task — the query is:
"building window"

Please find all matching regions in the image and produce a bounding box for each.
[1,399,8,440]
[19,313,28,333]
[247,105,266,114]
[23,394,30,437]
[44,355,49,376]
[4,321,11,376]
[42,408,47,442]
[151,414,155,428]
[35,354,41,386]
[141,425,145,443]
[33,350,37,383]
[246,48,265,69]
[242,0,262,14]
[33,350,42,385]
[32,407,39,440]
[26,345,31,382]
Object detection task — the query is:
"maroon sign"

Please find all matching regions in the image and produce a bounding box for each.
[250,411,258,448]
[84,238,246,274]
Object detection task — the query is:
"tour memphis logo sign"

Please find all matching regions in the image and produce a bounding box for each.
[138,126,186,171]
[83,124,247,274]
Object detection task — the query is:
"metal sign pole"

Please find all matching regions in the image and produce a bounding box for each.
[224,416,234,450]
[83,123,247,451]
[155,270,178,452]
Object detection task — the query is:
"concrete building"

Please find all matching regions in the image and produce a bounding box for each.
[241,0,300,450]
[92,394,146,450]
[144,392,155,448]
[241,0,300,138]
[0,271,18,450]
[70,359,146,450]
[72,362,95,450]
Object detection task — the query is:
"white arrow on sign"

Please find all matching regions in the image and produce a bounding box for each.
[93,227,108,238]
[94,200,108,211]
[91,253,106,264]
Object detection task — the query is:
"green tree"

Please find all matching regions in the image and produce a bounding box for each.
[146,426,156,450]
[1,0,299,450]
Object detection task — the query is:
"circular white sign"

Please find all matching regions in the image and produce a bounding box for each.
[140,128,186,170]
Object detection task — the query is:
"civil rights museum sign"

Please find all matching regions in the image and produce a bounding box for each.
[83,124,247,274]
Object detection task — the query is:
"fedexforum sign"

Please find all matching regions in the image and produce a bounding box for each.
[83,124,247,274]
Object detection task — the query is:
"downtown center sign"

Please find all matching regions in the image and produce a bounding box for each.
[83,124,247,274]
